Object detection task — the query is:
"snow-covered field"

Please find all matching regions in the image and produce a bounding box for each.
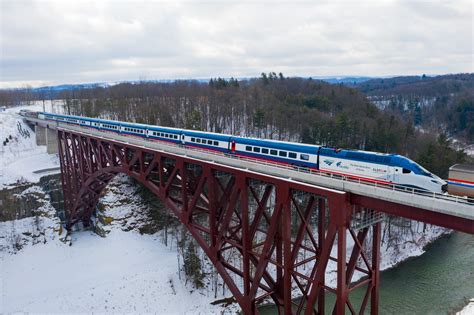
[2,230,230,314]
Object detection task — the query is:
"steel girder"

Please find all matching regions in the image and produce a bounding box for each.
[57,129,382,315]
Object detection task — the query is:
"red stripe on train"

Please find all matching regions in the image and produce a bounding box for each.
[448,178,474,185]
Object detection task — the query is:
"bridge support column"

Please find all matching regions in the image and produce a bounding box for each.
[371,221,381,315]
[46,128,58,154]
[35,125,46,146]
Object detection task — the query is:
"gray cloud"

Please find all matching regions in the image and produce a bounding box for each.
[0,0,472,87]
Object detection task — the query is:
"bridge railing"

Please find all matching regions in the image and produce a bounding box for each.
[117,132,474,207]
[37,118,474,207]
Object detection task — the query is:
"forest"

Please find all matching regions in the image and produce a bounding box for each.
[1,73,472,178]
[353,73,474,143]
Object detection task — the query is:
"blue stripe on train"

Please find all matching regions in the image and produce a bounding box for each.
[448,181,474,188]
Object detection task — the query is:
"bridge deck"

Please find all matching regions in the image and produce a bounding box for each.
[26,117,474,222]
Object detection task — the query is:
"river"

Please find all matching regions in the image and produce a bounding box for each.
[259,232,474,314]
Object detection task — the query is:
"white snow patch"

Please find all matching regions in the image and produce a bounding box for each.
[1,230,229,314]
[458,299,474,315]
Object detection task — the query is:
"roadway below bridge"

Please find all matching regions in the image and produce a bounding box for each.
[24,116,474,234]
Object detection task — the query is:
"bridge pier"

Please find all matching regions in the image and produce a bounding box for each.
[46,127,58,154]
[35,125,46,146]
[34,125,58,154]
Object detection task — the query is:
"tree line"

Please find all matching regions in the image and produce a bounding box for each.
[1,73,470,177]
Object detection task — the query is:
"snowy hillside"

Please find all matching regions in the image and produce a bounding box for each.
[0,104,59,188]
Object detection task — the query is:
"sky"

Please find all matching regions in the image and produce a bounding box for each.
[0,0,472,88]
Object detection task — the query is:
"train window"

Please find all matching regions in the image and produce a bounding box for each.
[246,146,252,151]
[289,152,297,159]
[270,149,278,155]
[300,154,309,161]
[279,151,287,157]
[207,140,213,144]
[253,147,261,153]
[262,148,269,154]
[191,137,195,142]
[213,141,218,146]
[175,135,178,139]
[197,139,201,143]
[402,168,411,174]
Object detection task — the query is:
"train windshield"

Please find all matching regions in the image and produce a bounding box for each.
[413,163,434,177]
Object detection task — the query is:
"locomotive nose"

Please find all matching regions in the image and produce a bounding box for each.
[441,184,448,192]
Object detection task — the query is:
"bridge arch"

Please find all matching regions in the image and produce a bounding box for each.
[57,129,382,315]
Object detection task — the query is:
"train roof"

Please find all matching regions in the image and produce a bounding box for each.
[450,164,474,174]
[320,147,396,164]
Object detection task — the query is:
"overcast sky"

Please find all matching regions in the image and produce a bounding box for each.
[0,0,472,88]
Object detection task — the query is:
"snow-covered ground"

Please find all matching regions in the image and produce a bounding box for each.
[1,230,230,314]
[0,103,60,188]
[459,299,474,315]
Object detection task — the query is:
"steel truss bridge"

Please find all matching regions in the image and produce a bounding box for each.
[24,116,474,315]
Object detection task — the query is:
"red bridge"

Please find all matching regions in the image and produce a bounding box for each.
[24,115,474,315]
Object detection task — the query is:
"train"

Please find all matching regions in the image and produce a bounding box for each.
[30,111,448,193]
[448,164,474,198]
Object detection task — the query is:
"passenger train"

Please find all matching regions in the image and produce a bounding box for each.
[32,112,448,193]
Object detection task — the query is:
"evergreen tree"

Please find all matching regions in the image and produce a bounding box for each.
[183,241,205,288]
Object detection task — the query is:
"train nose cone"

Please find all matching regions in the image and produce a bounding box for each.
[442,184,448,192]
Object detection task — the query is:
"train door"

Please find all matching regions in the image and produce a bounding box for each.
[392,168,400,183]
[181,134,185,145]
[231,140,236,153]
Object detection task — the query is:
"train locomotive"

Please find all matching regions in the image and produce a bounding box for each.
[34,112,448,193]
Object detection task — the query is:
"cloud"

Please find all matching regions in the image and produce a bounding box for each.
[0,0,472,87]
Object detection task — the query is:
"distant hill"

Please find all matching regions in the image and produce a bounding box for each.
[352,73,474,96]
[314,76,376,85]
[352,73,473,144]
